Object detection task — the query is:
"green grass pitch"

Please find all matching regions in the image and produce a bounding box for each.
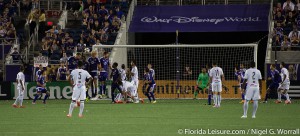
[1,99,300,136]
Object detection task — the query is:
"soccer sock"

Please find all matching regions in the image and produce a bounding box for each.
[194,90,198,98]
[264,93,269,101]
[43,94,49,102]
[91,82,95,97]
[68,101,75,115]
[33,94,39,102]
[218,95,222,106]
[79,101,84,115]
[252,100,258,117]
[145,93,151,102]
[99,85,103,95]
[277,92,281,101]
[208,94,212,105]
[243,100,249,116]
[14,96,19,105]
[285,93,290,101]
[242,93,245,100]
[103,85,106,95]
[213,94,217,105]
[111,90,115,102]
[150,92,155,101]
[19,96,23,106]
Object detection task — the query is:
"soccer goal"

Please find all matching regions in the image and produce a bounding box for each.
[92,44,258,99]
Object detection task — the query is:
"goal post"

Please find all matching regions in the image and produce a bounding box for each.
[92,44,259,99]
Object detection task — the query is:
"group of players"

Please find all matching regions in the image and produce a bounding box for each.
[11,49,291,118]
[12,50,157,117]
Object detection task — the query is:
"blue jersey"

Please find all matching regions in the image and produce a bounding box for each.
[88,57,99,72]
[36,69,42,78]
[83,61,89,71]
[271,69,282,84]
[67,56,79,70]
[58,66,67,80]
[235,68,246,83]
[99,57,109,72]
[111,68,120,82]
[37,76,46,88]
[145,73,155,85]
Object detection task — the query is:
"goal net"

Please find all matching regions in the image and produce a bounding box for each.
[92,44,257,99]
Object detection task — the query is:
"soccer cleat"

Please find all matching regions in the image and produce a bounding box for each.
[213,105,218,108]
[285,100,291,104]
[252,115,256,119]
[78,114,83,118]
[115,100,123,104]
[66,114,72,118]
[20,106,25,108]
[139,98,144,103]
[134,101,140,104]
[32,102,36,104]
[275,100,282,104]
[241,115,247,118]
[85,97,90,102]
[12,104,19,108]
[152,100,157,104]
[42,101,46,104]
[239,100,245,104]
[76,101,80,107]
[261,101,267,103]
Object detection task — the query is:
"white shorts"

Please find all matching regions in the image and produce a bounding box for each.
[278,82,290,90]
[212,82,222,92]
[245,87,261,101]
[72,85,86,101]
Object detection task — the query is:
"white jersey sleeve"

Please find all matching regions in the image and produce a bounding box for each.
[131,66,138,81]
[209,67,223,83]
[244,68,262,87]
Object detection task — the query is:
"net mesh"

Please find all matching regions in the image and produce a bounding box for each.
[92,44,256,99]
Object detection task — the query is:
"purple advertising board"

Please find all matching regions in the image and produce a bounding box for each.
[129,5,270,32]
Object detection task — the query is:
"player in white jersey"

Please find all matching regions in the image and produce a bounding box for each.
[209,62,225,108]
[241,61,262,119]
[276,62,291,104]
[119,80,140,103]
[12,66,26,108]
[130,60,139,90]
[120,64,127,81]
[67,61,93,118]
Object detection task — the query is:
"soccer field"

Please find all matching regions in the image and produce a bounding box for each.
[1,99,300,136]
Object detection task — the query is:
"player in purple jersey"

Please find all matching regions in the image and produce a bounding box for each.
[235,63,246,104]
[110,62,122,103]
[262,64,282,103]
[32,70,50,104]
[95,51,110,99]
[67,53,81,76]
[147,63,155,79]
[35,64,43,81]
[144,68,156,103]
[57,62,67,81]
[88,51,100,98]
